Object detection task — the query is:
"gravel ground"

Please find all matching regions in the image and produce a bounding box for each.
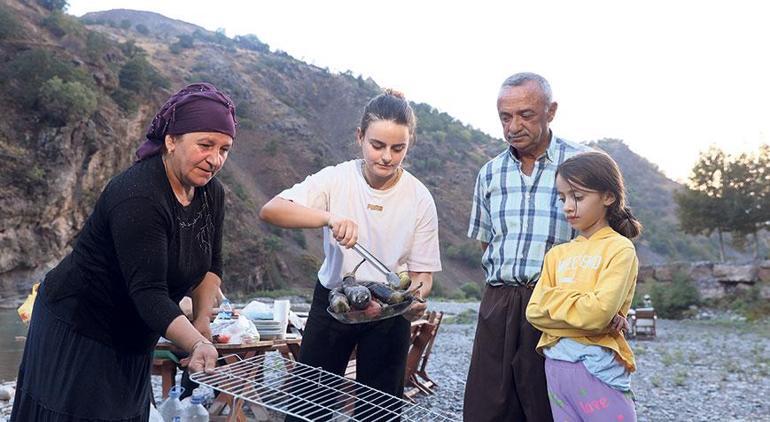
[2,300,769,421]
[416,301,770,422]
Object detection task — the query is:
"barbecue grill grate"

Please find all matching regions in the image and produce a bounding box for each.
[190,353,457,421]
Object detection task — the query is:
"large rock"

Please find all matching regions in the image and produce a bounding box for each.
[759,281,770,300]
[637,266,655,282]
[713,264,757,283]
[758,260,770,283]
[694,278,725,300]
[689,261,714,282]
[653,263,691,282]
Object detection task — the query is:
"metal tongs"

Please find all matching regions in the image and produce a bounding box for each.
[351,243,401,288]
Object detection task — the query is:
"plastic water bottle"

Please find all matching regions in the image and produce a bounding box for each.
[157,385,185,422]
[193,386,214,409]
[218,297,233,319]
[184,391,210,421]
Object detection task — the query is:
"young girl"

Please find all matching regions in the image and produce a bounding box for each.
[526,151,642,422]
[259,89,441,419]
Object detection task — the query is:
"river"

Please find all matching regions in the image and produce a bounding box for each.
[0,308,26,382]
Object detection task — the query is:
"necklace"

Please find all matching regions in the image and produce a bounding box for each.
[361,161,403,190]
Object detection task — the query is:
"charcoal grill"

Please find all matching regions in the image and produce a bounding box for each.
[190,353,457,421]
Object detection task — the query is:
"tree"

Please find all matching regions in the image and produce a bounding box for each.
[37,0,68,11]
[675,147,731,261]
[135,23,149,35]
[676,145,770,261]
[727,149,770,259]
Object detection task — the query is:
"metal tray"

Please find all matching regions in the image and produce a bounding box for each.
[327,298,414,324]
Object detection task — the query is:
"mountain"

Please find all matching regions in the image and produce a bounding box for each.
[80,9,205,39]
[0,2,733,299]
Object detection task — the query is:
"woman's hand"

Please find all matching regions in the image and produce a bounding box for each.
[185,340,218,374]
[327,214,358,248]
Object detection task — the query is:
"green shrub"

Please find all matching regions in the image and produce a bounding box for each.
[646,272,701,319]
[118,56,169,94]
[38,77,98,125]
[445,309,478,324]
[42,10,82,37]
[111,88,138,112]
[460,282,483,300]
[85,31,110,62]
[263,235,284,252]
[135,24,149,35]
[297,253,321,280]
[705,285,770,321]
[1,49,90,108]
[170,34,194,54]
[119,19,131,29]
[169,43,184,55]
[445,242,480,268]
[429,278,447,298]
[119,56,151,92]
[291,230,307,248]
[449,289,468,301]
[0,4,22,39]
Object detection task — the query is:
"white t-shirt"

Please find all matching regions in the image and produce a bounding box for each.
[278,159,442,289]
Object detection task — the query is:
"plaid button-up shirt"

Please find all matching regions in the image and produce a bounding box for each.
[468,135,590,286]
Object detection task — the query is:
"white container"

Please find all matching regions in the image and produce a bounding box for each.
[273,299,290,338]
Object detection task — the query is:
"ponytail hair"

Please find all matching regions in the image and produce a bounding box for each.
[359,88,417,142]
[557,151,643,239]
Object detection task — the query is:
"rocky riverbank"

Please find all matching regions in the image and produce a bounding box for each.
[417,301,770,421]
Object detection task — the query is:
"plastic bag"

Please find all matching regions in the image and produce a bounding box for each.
[210,316,259,344]
[240,300,273,320]
[17,283,39,325]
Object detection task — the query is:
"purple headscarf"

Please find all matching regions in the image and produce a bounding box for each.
[135,82,237,161]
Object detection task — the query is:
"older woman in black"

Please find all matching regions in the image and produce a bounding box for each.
[11,83,237,421]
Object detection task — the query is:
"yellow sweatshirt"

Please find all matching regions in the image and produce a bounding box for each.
[526,226,638,372]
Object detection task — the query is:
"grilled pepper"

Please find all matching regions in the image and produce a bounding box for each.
[397,272,412,290]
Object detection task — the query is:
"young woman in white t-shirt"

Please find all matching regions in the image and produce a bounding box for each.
[260,89,441,418]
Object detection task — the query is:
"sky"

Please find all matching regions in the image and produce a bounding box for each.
[67,0,770,182]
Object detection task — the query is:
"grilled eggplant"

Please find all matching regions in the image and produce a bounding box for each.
[342,284,371,310]
[328,288,351,313]
[361,281,406,305]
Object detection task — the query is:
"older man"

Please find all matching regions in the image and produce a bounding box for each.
[464,73,590,421]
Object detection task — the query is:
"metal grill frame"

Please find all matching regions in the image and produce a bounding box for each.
[190,353,457,421]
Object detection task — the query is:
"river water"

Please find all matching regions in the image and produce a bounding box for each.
[0,308,27,382]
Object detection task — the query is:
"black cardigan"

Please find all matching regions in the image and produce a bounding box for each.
[43,155,224,354]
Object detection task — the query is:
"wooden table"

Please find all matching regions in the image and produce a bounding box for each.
[154,337,302,421]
